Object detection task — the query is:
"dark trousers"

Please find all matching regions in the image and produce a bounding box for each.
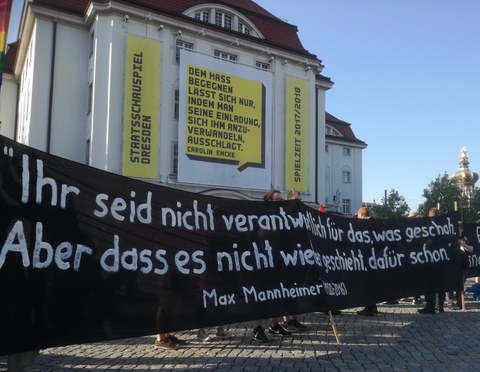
[424,292,445,310]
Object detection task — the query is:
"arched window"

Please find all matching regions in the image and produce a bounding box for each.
[325,125,342,137]
[184,5,263,38]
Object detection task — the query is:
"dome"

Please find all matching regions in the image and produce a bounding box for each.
[451,147,479,187]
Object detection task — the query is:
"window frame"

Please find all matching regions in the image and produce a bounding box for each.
[176,40,194,64]
[255,61,270,71]
[170,142,178,177]
[194,10,209,23]
[214,49,237,63]
[215,11,232,29]
[342,198,351,215]
[174,90,180,120]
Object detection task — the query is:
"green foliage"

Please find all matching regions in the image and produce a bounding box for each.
[461,188,480,223]
[370,189,410,219]
[417,173,463,217]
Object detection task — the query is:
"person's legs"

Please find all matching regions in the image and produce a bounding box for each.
[253,320,268,342]
[437,292,445,312]
[418,293,436,314]
[268,317,292,336]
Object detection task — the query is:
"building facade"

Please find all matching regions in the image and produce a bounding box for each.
[1,0,366,212]
[324,113,367,215]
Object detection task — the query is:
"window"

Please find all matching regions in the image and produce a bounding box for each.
[325,144,329,153]
[194,11,209,23]
[85,138,90,165]
[214,50,237,63]
[87,83,93,114]
[174,90,180,120]
[238,22,251,35]
[326,125,341,136]
[255,61,270,71]
[176,40,194,63]
[171,142,178,176]
[215,11,232,29]
[185,7,261,38]
[342,199,351,215]
[89,31,94,57]
[343,170,351,183]
[343,147,351,157]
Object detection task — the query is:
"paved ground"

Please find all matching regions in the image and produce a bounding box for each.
[2,285,480,371]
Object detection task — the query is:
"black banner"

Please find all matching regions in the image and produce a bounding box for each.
[0,135,469,355]
[463,223,480,278]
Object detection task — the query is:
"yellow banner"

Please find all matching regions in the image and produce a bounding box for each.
[122,35,160,179]
[185,65,265,171]
[285,77,308,192]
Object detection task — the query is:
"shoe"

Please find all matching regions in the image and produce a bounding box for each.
[380,300,399,305]
[196,329,217,342]
[215,326,232,340]
[412,297,423,305]
[417,307,436,314]
[268,322,293,336]
[168,334,187,344]
[356,306,377,316]
[253,326,268,342]
[282,322,298,333]
[356,308,374,316]
[154,336,180,350]
[438,306,444,313]
[285,318,309,331]
[323,310,342,316]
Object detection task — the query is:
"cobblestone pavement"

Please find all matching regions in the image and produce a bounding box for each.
[2,291,480,371]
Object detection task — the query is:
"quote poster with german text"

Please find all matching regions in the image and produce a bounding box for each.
[178,50,272,189]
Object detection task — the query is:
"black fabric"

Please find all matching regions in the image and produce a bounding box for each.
[0,135,468,355]
[462,224,480,277]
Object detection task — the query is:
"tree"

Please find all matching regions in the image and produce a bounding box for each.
[459,188,480,223]
[371,189,410,219]
[417,173,462,216]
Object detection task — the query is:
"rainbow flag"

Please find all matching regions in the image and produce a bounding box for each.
[0,0,13,88]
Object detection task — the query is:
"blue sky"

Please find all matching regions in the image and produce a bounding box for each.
[256,0,480,211]
[7,1,480,211]
[7,0,21,44]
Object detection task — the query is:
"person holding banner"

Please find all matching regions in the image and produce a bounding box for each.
[473,212,480,285]
[454,221,473,309]
[153,277,187,349]
[407,211,424,305]
[252,190,293,342]
[418,207,446,314]
[282,190,310,331]
[355,207,379,316]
